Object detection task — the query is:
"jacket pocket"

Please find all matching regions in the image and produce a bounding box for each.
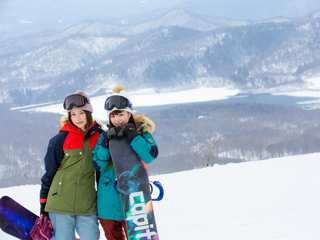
[56,174,64,196]
[102,176,111,187]
[49,173,63,197]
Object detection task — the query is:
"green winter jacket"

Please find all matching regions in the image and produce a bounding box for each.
[41,116,103,215]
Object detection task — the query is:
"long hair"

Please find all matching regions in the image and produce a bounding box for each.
[105,110,137,170]
[68,110,93,132]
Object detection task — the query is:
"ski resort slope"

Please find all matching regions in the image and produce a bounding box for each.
[1,153,320,240]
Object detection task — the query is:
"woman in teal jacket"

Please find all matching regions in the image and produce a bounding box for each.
[92,85,158,240]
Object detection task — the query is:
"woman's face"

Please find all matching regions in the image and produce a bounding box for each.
[110,111,131,127]
[70,109,88,131]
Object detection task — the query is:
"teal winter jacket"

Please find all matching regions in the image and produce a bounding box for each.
[92,114,158,220]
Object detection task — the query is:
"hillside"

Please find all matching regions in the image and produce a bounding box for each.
[2,90,320,186]
[1,9,320,105]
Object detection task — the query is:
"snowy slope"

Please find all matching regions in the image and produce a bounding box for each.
[1,153,320,240]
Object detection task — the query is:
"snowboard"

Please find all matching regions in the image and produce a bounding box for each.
[0,196,38,240]
[109,137,159,240]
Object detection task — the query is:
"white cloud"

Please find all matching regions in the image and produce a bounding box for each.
[18,20,33,24]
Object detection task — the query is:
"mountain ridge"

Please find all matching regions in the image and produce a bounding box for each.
[0,8,320,106]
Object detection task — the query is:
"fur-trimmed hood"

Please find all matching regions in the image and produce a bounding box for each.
[59,115,103,129]
[134,114,155,134]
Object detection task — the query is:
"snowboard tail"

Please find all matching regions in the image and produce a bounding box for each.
[110,138,159,240]
[0,196,38,240]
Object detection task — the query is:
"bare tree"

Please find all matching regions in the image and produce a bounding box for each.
[190,134,223,168]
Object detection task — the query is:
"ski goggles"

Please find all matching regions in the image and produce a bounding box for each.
[63,94,90,110]
[104,95,133,111]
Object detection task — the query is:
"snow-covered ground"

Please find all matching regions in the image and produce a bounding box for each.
[1,153,320,240]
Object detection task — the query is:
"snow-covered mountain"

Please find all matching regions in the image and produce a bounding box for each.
[1,153,319,240]
[1,7,320,189]
[0,9,249,55]
[1,8,320,106]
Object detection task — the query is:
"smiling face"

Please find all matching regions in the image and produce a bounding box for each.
[70,109,88,132]
[110,110,132,127]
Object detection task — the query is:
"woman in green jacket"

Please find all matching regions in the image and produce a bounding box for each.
[40,90,104,240]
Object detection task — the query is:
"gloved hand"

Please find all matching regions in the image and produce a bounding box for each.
[40,203,48,216]
[107,126,125,139]
[101,132,110,148]
[121,123,140,142]
[107,124,140,142]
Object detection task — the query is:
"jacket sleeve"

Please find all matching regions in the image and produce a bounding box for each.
[130,132,158,164]
[39,132,67,203]
[92,134,111,171]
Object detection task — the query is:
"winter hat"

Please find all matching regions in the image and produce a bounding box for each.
[67,90,93,113]
[107,85,134,118]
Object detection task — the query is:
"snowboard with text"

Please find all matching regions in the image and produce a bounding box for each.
[109,137,159,240]
[0,196,38,240]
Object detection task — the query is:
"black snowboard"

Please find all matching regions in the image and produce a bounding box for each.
[0,196,38,240]
[109,137,159,240]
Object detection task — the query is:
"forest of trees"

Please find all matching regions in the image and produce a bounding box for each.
[1,100,320,187]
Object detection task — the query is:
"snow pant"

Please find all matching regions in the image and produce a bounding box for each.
[49,212,100,240]
[99,219,128,240]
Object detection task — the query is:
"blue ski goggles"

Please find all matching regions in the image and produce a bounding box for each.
[63,94,90,110]
[104,95,133,111]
